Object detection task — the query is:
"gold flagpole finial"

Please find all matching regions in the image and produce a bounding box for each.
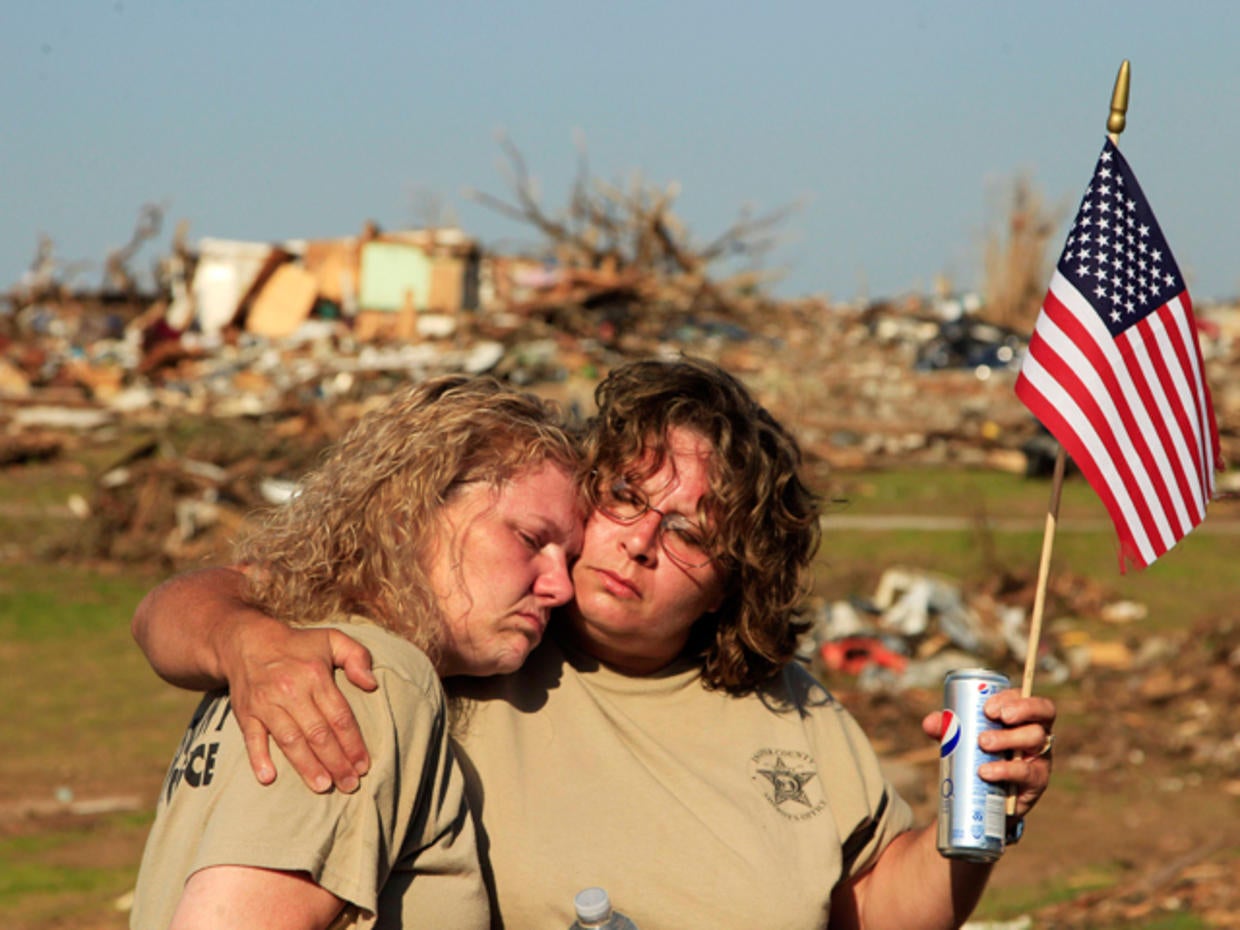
[1108,60,1131,140]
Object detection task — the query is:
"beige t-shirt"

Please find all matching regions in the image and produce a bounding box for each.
[131,619,488,930]
[448,629,915,930]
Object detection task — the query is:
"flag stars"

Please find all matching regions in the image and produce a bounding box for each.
[1057,142,1182,331]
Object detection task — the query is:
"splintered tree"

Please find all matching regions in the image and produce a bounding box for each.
[103,203,165,295]
[980,175,1063,333]
[7,234,92,312]
[466,133,800,336]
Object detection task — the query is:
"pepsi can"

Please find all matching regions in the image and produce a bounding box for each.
[937,668,1010,862]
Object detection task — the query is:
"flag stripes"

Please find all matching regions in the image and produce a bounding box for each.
[1016,272,1217,569]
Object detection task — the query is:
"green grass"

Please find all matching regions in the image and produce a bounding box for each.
[0,812,153,930]
[973,859,1215,930]
[0,825,137,897]
[0,560,196,928]
[0,565,152,640]
[825,466,1113,521]
[0,562,196,785]
[1130,918,1209,930]
[812,466,1239,637]
[973,863,1119,917]
[975,881,1209,930]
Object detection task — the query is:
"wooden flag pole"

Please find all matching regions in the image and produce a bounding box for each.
[1019,59,1131,698]
[1018,449,1064,698]
[1007,60,1130,818]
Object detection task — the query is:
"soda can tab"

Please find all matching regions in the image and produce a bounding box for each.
[936,668,1010,862]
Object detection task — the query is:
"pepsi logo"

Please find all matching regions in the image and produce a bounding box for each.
[940,709,961,757]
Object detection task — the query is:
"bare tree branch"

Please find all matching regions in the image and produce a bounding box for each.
[465,134,801,338]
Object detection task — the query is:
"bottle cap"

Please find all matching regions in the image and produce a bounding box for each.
[574,886,611,923]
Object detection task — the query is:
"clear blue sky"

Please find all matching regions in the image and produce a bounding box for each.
[4,1,1238,305]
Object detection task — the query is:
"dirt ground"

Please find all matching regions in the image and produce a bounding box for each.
[831,616,1240,929]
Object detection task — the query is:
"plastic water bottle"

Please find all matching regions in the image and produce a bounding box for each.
[568,886,639,930]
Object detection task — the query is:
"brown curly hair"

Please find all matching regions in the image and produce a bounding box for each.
[235,375,582,668]
[581,357,820,694]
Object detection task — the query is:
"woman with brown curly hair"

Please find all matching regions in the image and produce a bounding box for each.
[132,358,1056,930]
[129,375,583,930]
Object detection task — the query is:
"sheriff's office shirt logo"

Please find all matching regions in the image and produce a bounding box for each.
[750,749,826,820]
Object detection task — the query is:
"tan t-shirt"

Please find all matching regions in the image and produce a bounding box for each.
[448,630,915,930]
[131,619,488,930]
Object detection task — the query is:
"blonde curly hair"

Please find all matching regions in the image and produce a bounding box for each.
[235,375,582,666]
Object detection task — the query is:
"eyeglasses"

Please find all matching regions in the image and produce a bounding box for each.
[595,477,717,568]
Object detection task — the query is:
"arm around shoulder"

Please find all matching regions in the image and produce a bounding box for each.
[131,564,378,793]
[131,565,259,690]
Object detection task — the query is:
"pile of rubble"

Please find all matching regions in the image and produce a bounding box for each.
[4,206,1240,570]
[816,567,1240,773]
[824,571,1240,930]
[5,286,1240,567]
[1030,605,1240,927]
[1032,842,1240,929]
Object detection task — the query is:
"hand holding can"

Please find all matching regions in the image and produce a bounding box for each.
[936,668,1011,862]
[932,671,1058,861]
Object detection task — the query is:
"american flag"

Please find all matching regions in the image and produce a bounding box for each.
[1015,138,1220,570]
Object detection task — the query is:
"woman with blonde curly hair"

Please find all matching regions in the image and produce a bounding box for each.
[133,358,1057,930]
[130,375,583,930]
